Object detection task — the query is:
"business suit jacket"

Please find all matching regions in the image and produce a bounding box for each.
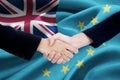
[83,11,120,47]
[0,24,41,60]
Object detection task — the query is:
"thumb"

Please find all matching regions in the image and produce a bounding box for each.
[48,33,61,46]
[48,37,56,46]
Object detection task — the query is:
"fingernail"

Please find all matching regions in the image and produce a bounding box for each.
[75,52,78,54]
[57,62,61,64]
[62,62,66,64]
[48,58,51,61]
[52,60,56,63]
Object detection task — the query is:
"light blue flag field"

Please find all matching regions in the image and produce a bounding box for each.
[0,0,120,80]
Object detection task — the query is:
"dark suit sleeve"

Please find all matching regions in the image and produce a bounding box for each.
[0,24,41,60]
[83,11,120,48]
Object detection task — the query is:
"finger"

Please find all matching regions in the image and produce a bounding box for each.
[43,49,51,58]
[57,58,63,64]
[62,54,70,62]
[62,59,67,64]
[47,51,56,61]
[43,53,49,58]
[50,33,61,40]
[63,50,73,59]
[51,53,61,63]
[65,44,78,54]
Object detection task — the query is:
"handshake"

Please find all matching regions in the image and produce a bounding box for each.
[37,33,93,64]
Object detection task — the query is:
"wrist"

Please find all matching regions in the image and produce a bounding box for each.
[71,33,93,48]
[37,38,49,53]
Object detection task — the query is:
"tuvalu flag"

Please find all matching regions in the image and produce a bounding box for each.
[0,0,120,80]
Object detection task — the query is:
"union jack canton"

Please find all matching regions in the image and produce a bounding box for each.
[0,0,59,38]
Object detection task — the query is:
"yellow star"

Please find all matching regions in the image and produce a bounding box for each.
[43,69,51,77]
[78,21,85,29]
[61,65,69,74]
[91,17,98,25]
[103,4,111,13]
[76,60,84,68]
[87,48,94,56]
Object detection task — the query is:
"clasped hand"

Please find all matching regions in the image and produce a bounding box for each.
[37,33,92,64]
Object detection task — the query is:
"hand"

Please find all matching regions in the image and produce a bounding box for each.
[46,40,77,64]
[49,33,93,49]
[37,38,78,64]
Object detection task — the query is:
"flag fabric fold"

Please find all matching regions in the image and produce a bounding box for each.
[1,0,120,80]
